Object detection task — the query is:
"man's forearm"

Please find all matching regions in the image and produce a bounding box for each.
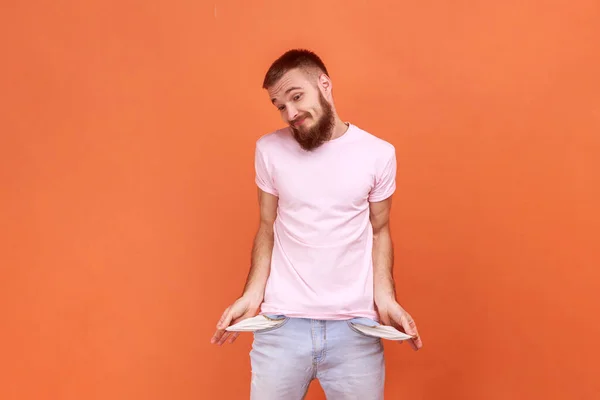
[242,223,274,304]
[372,227,396,303]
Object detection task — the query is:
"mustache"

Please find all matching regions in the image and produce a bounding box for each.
[291,115,309,126]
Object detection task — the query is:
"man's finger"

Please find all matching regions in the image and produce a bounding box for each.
[211,327,227,345]
[210,329,221,344]
[211,307,233,345]
[407,339,419,351]
[404,321,422,350]
[408,334,423,350]
[228,332,240,344]
[400,314,418,337]
[412,334,423,349]
[217,307,232,329]
[218,331,232,346]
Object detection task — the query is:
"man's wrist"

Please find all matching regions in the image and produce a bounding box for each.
[242,289,264,307]
[374,286,396,306]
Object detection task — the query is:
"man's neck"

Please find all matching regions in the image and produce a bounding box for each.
[329,117,349,140]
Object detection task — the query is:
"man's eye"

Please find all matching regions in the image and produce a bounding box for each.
[293,94,302,101]
[278,105,286,111]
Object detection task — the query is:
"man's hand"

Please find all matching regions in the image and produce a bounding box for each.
[210,295,261,346]
[210,189,276,346]
[376,297,423,351]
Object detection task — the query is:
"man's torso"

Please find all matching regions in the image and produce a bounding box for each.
[254,123,396,321]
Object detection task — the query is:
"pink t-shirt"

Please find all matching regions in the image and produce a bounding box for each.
[255,123,396,321]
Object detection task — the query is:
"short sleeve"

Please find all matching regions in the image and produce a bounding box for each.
[368,147,397,202]
[254,142,278,196]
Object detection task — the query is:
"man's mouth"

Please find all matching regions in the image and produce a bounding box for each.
[293,116,307,127]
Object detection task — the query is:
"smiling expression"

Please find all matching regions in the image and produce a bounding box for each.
[268,68,335,151]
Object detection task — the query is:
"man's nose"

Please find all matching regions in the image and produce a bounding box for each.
[286,105,298,122]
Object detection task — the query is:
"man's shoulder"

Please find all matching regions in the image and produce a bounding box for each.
[351,124,396,156]
[256,127,292,150]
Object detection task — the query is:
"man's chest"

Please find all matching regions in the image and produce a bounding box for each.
[271,153,375,209]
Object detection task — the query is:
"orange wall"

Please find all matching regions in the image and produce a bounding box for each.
[1,1,599,399]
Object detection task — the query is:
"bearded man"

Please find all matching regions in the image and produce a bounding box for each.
[211,49,422,400]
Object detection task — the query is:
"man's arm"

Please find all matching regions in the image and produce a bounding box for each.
[370,197,396,304]
[242,188,278,304]
[370,197,423,350]
[211,188,278,346]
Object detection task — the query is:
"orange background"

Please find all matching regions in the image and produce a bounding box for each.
[1,1,599,399]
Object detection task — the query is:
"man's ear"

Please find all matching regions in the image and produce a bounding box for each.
[318,73,333,99]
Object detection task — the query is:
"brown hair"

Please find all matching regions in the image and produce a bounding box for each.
[262,49,329,89]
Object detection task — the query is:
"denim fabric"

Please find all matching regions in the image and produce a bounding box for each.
[250,316,385,399]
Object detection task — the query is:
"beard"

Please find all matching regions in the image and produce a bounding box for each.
[290,91,335,151]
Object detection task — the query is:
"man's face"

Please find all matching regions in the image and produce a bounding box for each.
[267,69,335,151]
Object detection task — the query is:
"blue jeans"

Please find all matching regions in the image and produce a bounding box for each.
[250,315,385,399]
